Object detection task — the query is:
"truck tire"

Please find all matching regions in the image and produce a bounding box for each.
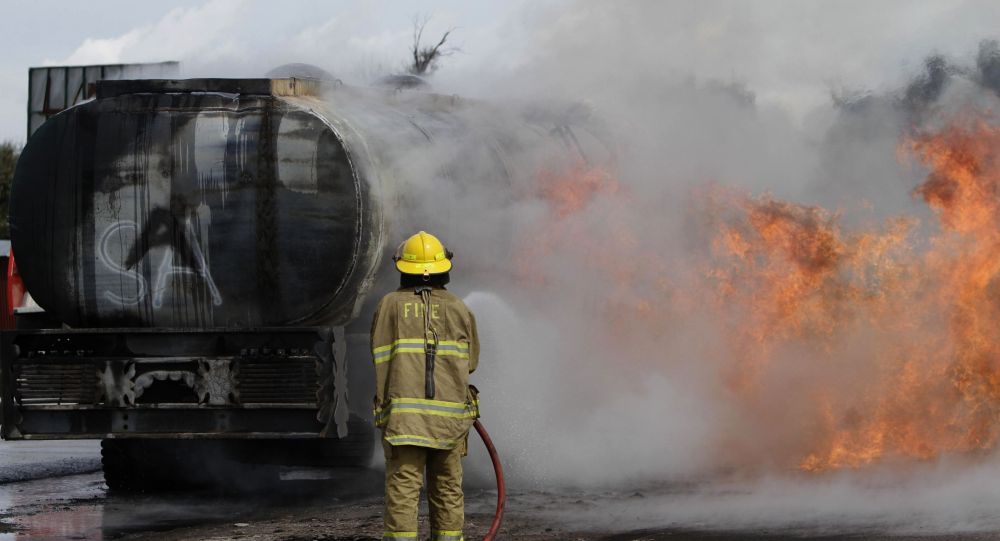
[101,439,144,492]
[319,415,376,467]
[101,439,280,493]
[243,417,376,468]
[102,439,188,492]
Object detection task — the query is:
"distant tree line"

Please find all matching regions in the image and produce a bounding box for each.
[0,141,20,239]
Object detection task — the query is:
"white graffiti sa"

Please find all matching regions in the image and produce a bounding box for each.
[98,219,223,308]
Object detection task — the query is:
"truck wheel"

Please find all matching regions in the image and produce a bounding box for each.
[238,417,376,468]
[101,439,279,493]
[102,439,180,491]
[322,415,376,467]
[101,439,142,492]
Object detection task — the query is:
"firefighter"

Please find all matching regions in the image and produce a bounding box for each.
[372,231,480,541]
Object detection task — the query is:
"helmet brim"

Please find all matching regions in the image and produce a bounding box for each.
[396,258,452,275]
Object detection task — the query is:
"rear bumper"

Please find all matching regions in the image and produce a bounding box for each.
[1,327,349,440]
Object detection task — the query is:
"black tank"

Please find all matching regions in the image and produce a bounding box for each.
[11,78,611,328]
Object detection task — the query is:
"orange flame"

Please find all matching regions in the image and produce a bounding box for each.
[521,112,1000,472]
[536,161,621,219]
[518,160,676,342]
[793,117,1000,471]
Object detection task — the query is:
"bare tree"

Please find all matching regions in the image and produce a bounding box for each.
[408,15,456,76]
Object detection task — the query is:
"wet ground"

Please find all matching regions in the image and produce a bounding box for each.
[0,441,100,484]
[4,442,1000,540]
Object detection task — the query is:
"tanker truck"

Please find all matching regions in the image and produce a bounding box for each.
[1,76,609,490]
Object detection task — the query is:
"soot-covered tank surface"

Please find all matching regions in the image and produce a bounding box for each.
[11,90,361,328]
[11,78,613,330]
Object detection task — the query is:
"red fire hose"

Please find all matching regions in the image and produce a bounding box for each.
[473,419,505,540]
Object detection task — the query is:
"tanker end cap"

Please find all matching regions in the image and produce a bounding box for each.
[11,87,366,328]
[95,77,325,99]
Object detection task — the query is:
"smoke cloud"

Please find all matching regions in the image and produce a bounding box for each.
[32,0,1000,533]
[402,1,1000,534]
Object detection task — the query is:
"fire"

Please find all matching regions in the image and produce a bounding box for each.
[793,117,1000,471]
[713,114,1000,471]
[518,160,675,340]
[523,111,1000,473]
[536,160,621,219]
[516,160,623,288]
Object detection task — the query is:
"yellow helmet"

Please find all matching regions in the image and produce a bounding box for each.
[394,231,453,276]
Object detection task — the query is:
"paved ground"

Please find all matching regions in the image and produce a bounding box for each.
[0,441,100,484]
[3,441,1000,540]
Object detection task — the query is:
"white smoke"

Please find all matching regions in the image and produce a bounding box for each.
[435,1,1000,534]
[25,0,1000,533]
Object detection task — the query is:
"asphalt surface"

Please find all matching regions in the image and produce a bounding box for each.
[0,441,100,484]
[3,441,1000,540]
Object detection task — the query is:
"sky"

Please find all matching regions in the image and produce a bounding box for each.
[0,0,531,142]
[3,1,1000,142]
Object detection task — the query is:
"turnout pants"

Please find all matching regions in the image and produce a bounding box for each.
[383,439,466,541]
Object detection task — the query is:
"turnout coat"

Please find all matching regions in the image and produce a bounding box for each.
[371,286,480,450]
